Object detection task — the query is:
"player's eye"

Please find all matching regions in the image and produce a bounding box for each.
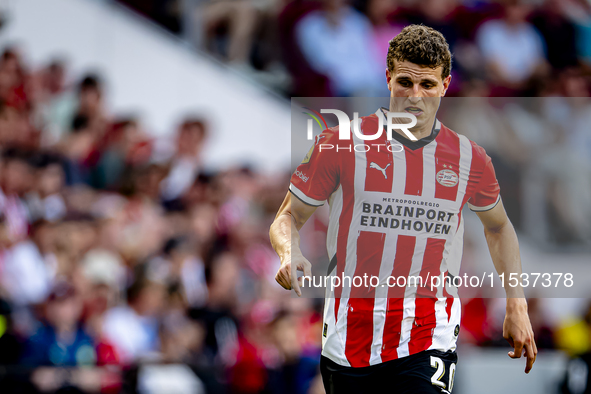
[398,80,412,87]
[422,83,435,89]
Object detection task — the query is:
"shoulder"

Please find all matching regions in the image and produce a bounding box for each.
[360,112,380,127]
[358,111,385,138]
[318,124,341,142]
[468,138,491,167]
[312,111,381,143]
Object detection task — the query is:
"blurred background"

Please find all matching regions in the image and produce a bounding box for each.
[0,0,590,393]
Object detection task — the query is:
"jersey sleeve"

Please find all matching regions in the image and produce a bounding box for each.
[289,131,340,207]
[467,152,501,212]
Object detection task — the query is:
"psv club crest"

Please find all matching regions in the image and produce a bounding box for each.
[436,168,459,187]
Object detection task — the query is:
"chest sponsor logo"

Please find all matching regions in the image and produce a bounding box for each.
[436,169,459,187]
[360,202,455,234]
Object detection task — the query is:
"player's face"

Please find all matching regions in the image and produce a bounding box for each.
[386,60,451,133]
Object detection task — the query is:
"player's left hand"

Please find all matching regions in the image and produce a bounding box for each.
[503,298,538,374]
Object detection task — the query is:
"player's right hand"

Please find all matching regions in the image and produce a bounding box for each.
[503,298,538,374]
[275,250,312,297]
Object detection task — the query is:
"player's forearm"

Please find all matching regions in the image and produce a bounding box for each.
[484,219,525,299]
[270,212,301,262]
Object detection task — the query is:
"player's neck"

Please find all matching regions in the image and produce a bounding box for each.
[382,107,435,141]
[394,119,435,141]
[381,107,437,142]
[400,126,432,141]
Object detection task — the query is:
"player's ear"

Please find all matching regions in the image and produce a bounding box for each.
[386,69,392,91]
[441,74,452,97]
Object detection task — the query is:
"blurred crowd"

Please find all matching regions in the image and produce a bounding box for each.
[0,47,325,394]
[119,0,591,97]
[1,0,591,393]
[439,96,591,247]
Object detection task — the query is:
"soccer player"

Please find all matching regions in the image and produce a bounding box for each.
[269,25,537,393]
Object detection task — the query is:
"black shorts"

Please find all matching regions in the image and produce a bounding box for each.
[320,350,458,394]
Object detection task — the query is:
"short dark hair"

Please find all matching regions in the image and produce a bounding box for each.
[78,74,102,92]
[180,117,207,137]
[387,24,452,80]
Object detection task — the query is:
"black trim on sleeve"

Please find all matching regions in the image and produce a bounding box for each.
[289,188,324,207]
[469,195,501,212]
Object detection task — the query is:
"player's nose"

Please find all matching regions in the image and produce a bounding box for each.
[408,85,423,102]
[408,94,422,104]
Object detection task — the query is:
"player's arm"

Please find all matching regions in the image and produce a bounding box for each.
[270,191,318,296]
[476,199,538,374]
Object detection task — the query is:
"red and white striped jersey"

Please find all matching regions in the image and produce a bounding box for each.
[289,108,500,367]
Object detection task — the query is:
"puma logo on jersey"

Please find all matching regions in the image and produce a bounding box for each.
[369,162,391,179]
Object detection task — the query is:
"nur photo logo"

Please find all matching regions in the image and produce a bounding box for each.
[303,108,419,142]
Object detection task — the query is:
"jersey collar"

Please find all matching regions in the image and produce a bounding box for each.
[378,107,441,151]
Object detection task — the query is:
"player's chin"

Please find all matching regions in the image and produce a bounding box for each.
[414,117,431,130]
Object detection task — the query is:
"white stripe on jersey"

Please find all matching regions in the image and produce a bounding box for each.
[321,185,350,365]
[369,232,398,365]
[430,134,473,351]
[369,142,407,365]
[422,138,438,200]
[391,141,407,194]
[442,134,474,279]
[396,138,437,358]
[322,296,351,366]
[335,125,368,358]
[327,185,343,265]
[456,135,474,206]
[397,235,428,358]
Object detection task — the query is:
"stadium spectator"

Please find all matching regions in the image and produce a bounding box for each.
[160,118,207,202]
[21,283,94,366]
[94,118,152,190]
[294,0,384,96]
[102,279,166,364]
[476,0,548,95]
[0,48,28,110]
[0,149,36,244]
[27,152,67,222]
[199,0,259,64]
[562,0,591,66]
[277,0,331,96]
[264,311,319,394]
[406,0,459,51]
[1,219,56,307]
[365,0,404,95]
[146,236,208,307]
[2,0,591,389]
[530,0,578,71]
